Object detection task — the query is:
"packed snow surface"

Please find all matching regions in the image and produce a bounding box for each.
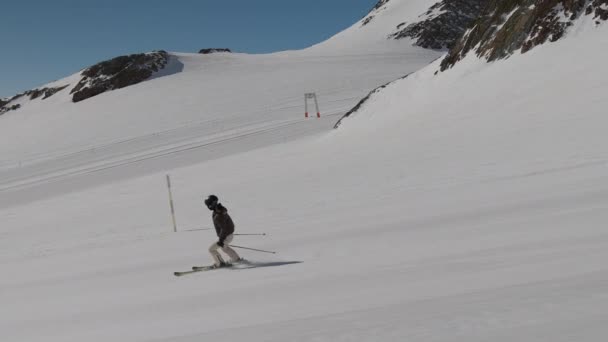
[1,2,608,341]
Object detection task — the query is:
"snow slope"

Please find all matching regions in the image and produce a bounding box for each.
[307,0,437,53]
[0,0,441,178]
[2,2,608,342]
[0,49,440,201]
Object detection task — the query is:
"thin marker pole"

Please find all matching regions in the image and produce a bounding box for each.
[166,175,177,232]
[314,93,321,118]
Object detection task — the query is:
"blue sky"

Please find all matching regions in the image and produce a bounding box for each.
[0,0,378,98]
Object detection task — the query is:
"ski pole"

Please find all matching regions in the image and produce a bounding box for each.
[234,233,267,236]
[182,227,213,232]
[229,245,276,254]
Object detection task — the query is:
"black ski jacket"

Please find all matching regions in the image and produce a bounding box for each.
[212,203,235,242]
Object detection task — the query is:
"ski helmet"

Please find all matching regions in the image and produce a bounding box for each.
[205,195,219,210]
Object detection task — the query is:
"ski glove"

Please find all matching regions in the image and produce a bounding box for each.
[217,240,225,248]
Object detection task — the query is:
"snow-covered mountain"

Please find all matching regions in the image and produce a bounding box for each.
[388,0,486,49]
[0,51,170,113]
[0,0,444,170]
[0,0,486,117]
[441,0,608,69]
[338,0,608,125]
[316,0,484,51]
[2,1,608,341]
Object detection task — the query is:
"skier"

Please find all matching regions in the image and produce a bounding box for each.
[204,195,242,268]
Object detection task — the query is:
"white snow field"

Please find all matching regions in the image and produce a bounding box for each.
[2,1,608,341]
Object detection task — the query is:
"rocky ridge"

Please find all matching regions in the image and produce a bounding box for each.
[361,0,392,26]
[389,0,486,49]
[441,0,608,70]
[71,50,169,103]
[198,48,232,54]
[2,51,169,113]
[337,0,607,127]
[0,85,69,115]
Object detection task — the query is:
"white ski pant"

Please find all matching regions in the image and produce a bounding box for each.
[209,234,240,265]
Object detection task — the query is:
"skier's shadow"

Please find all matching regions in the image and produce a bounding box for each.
[236,261,302,270]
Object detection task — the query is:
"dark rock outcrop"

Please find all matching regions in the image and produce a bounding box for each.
[334,73,413,129]
[0,103,21,115]
[0,85,69,115]
[70,50,168,103]
[24,85,70,100]
[441,0,608,70]
[589,0,608,20]
[389,0,486,50]
[198,48,232,54]
[0,97,12,115]
[361,0,392,26]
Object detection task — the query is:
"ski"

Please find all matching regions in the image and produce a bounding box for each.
[193,259,250,270]
[173,265,221,276]
[174,260,252,276]
[192,265,228,271]
[173,270,202,277]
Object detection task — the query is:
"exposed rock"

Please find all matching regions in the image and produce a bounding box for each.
[24,85,70,100]
[0,104,21,115]
[334,73,411,129]
[389,0,486,50]
[0,85,69,115]
[71,50,168,103]
[587,0,608,20]
[362,16,375,26]
[41,85,69,99]
[361,0,392,26]
[440,0,608,71]
[198,48,232,54]
[372,0,392,11]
